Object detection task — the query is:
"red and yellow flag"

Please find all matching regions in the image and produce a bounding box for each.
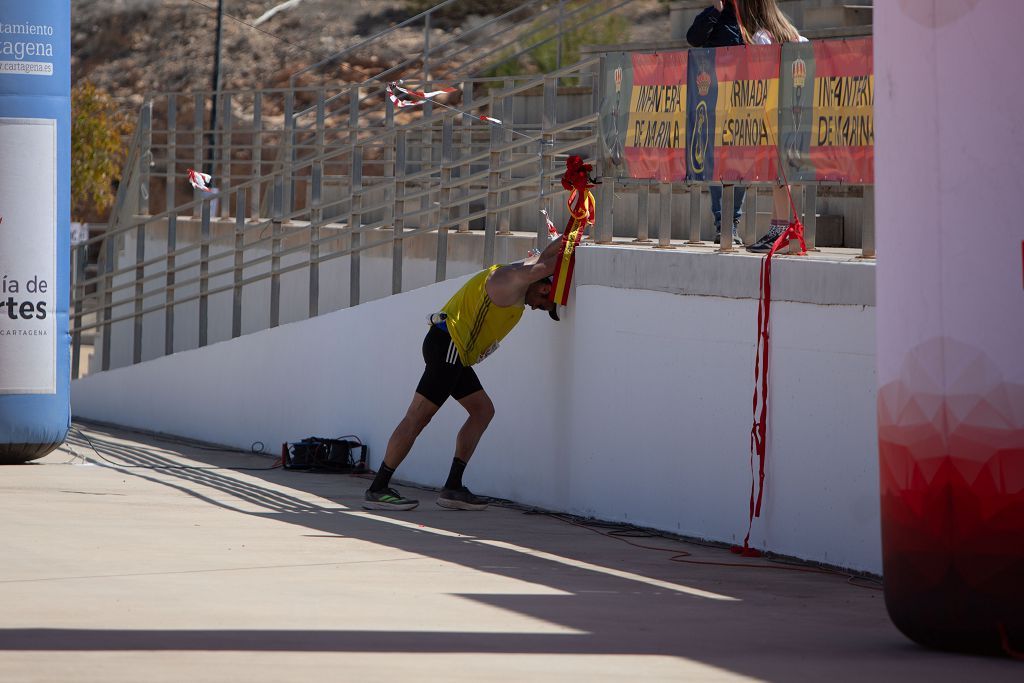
[550,189,595,306]
[549,156,597,307]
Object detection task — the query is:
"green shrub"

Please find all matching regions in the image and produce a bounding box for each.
[71,82,132,222]
[486,1,630,80]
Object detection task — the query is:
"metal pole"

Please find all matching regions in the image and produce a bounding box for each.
[207,0,224,175]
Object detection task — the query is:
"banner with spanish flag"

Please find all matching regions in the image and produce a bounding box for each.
[599,39,874,184]
[711,44,781,182]
[809,37,874,183]
[623,51,688,182]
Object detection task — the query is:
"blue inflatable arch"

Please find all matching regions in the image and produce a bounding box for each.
[0,1,70,463]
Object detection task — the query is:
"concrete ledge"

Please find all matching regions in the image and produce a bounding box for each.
[575,243,875,307]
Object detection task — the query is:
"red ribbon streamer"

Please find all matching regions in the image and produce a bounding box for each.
[733,101,807,557]
[550,156,596,307]
[732,217,806,558]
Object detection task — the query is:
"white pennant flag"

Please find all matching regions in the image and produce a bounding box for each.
[387,81,458,109]
[187,168,214,192]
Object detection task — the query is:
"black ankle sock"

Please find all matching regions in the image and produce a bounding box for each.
[444,457,467,490]
[370,463,396,492]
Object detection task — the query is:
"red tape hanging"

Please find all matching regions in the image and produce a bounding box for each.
[731,95,808,558]
[732,215,805,558]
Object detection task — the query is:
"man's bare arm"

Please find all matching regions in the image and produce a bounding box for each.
[486,236,566,306]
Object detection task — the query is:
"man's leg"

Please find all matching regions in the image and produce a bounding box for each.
[364,394,440,511]
[438,389,494,510]
[382,393,441,471]
[453,389,494,465]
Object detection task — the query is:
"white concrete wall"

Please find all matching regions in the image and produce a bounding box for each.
[73,245,880,573]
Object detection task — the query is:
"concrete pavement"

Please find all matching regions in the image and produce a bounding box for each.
[0,422,1018,682]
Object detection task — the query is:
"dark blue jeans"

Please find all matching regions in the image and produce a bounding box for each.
[710,185,747,228]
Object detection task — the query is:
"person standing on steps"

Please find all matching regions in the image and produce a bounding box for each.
[731,0,809,253]
[687,0,748,246]
[363,235,566,512]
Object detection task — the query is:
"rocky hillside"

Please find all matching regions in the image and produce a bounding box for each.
[72,0,667,109]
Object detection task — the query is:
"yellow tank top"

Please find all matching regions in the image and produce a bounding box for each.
[442,265,524,366]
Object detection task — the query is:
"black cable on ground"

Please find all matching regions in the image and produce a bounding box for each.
[487,499,883,591]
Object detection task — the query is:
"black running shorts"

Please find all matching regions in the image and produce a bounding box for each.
[415,325,483,407]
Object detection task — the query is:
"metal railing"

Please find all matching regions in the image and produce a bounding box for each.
[71,60,601,378]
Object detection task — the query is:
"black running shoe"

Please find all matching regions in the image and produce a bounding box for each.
[437,486,488,511]
[363,487,419,511]
[746,223,786,253]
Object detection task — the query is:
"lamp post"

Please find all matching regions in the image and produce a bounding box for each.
[207,0,224,175]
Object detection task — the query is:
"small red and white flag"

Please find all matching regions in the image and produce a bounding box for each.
[386,81,458,109]
[187,168,214,192]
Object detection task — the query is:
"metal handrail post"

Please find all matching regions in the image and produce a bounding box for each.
[138,101,152,216]
[349,146,363,307]
[309,90,325,319]
[719,185,736,251]
[165,95,178,356]
[71,243,86,379]
[788,184,804,254]
[419,110,434,248]
[803,184,817,251]
[686,184,701,244]
[740,183,755,245]
[270,175,283,326]
[540,74,557,245]
[198,200,211,346]
[349,87,360,147]
[438,117,454,283]
[557,0,565,71]
[484,92,503,267]
[100,231,115,371]
[132,221,145,363]
[233,188,245,338]
[636,183,652,243]
[219,92,233,218]
[458,80,474,234]
[250,91,262,219]
[861,185,875,258]
[193,93,204,218]
[284,90,295,218]
[498,80,513,236]
[656,182,675,249]
[393,134,407,295]
[423,11,431,83]
[593,59,614,245]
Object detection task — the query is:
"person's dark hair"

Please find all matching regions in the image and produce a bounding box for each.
[539,276,559,321]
